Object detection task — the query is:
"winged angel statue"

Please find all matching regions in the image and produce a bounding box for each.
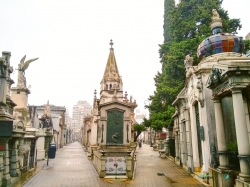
[17,55,39,89]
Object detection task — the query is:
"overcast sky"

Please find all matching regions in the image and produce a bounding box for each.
[0,0,249,117]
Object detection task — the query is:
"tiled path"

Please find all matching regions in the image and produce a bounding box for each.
[21,142,205,187]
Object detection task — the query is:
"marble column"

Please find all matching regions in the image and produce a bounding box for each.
[190,104,200,171]
[243,99,250,145]
[0,152,4,186]
[175,131,179,160]
[10,140,21,177]
[231,89,250,181]
[0,138,11,187]
[213,98,229,169]
[0,57,7,114]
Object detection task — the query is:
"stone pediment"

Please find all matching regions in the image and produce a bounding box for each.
[13,120,25,133]
[172,88,187,105]
[99,100,132,108]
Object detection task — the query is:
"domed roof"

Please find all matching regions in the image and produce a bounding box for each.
[197,33,244,59]
[197,9,244,59]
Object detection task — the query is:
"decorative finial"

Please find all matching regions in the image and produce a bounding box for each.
[94,89,97,98]
[110,39,114,50]
[124,91,128,102]
[210,9,222,34]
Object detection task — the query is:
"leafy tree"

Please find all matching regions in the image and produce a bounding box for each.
[133,123,147,142]
[147,0,242,130]
[170,0,241,42]
[244,39,250,54]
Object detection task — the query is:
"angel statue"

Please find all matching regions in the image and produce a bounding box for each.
[17,55,38,89]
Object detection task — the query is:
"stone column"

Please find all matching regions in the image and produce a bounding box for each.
[243,99,250,144]
[0,152,4,186]
[10,140,21,177]
[0,57,7,115]
[231,89,250,181]
[0,138,11,187]
[190,104,200,171]
[213,97,229,169]
[186,108,193,168]
[175,131,179,161]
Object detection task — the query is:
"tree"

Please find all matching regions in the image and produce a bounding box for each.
[133,123,147,142]
[163,0,175,43]
[148,0,242,130]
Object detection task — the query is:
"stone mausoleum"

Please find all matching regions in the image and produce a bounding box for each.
[172,10,250,187]
[83,40,137,179]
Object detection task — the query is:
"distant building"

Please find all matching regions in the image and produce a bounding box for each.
[134,109,145,124]
[72,101,92,132]
[246,32,250,40]
[29,102,66,149]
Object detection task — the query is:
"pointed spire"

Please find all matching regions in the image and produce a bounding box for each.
[44,100,51,117]
[103,39,120,81]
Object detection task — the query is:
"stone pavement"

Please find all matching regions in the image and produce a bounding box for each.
[20,142,205,187]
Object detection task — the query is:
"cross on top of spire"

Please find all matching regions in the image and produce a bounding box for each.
[110,39,114,50]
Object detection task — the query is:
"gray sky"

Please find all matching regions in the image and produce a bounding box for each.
[1,0,249,116]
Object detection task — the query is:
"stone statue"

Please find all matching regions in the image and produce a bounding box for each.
[39,101,53,131]
[17,55,39,89]
[0,57,7,77]
[212,9,220,20]
[184,52,193,70]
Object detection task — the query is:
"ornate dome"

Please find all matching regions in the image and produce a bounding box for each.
[197,9,244,59]
[197,33,244,59]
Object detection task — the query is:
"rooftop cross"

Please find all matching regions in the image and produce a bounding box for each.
[110,39,114,50]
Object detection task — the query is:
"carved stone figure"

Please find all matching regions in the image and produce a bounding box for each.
[39,101,53,131]
[207,68,223,87]
[212,9,220,20]
[17,55,39,89]
[0,57,7,76]
[184,52,193,70]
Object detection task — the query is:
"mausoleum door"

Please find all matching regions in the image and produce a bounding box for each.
[106,110,124,145]
[195,103,203,167]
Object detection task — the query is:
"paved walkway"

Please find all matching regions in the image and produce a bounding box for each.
[21,142,205,187]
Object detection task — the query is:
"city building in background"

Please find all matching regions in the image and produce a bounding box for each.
[72,101,92,132]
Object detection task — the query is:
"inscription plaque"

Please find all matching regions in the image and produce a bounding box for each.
[199,126,205,141]
[107,110,123,145]
[0,121,13,136]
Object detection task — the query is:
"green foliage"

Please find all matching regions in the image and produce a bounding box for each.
[133,123,147,142]
[170,0,241,42]
[163,0,175,43]
[147,0,242,131]
[227,141,238,152]
[244,40,250,54]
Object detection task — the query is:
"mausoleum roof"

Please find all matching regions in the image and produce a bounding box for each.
[197,33,244,59]
[102,40,120,81]
[197,9,244,59]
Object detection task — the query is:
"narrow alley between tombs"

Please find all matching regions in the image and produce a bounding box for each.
[19,142,205,187]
